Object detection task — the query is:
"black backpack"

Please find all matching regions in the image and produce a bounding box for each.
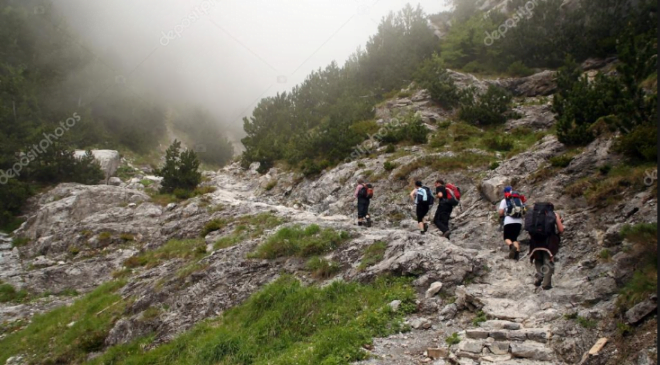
[524,203,557,238]
[423,186,435,206]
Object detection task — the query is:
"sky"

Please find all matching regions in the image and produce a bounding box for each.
[51,0,450,140]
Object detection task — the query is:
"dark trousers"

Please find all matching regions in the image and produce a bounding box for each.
[433,208,451,233]
[534,251,554,287]
[357,199,370,219]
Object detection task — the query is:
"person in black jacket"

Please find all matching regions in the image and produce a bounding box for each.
[529,205,565,290]
[433,179,457,238]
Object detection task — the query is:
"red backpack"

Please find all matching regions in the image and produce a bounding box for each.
[445,183,461,201]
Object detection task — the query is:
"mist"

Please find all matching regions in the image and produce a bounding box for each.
[49,0,449,145]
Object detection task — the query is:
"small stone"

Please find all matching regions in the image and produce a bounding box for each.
[165,203,177,211]
[67,321,76,328]
[128,203,137,208]
[426,282,443,298]
[389,300,402,312]
[488,341,510,355]
[465,329,489,339]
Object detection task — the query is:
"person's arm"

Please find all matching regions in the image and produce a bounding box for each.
[555,213,564,234]
[436,188,444,199]
[410,189,416,202]
[498,200,505,217]
[354,185,361,199]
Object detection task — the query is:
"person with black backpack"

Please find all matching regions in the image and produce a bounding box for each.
[433,179,458,238]
[498,186,527,260]
[410,180,433,234]
[525,202,564,290]
[354,178,372,227]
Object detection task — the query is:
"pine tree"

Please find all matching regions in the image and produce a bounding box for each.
[157,140,202,194]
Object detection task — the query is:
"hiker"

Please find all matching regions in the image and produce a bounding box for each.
[354,178,372,227]
[498,186,527,260]
[410,181,433,234]
[433,179,458,238]
[525,202,564,290]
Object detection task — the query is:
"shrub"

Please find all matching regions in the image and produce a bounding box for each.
[157,140,202,194]
[489,161,500,170]
[250,225,350,259]
[11,237,29,248]
[506,61,534,77]
[445,332,461,346]
[549,154,574,168]
[472,310,487,326]
[483,135,514,151]
[119,233,134,242]
[201,219,224,236]
[380,113,429,145]
[414,53,461,108]
[383,161,397,171]
[265,180,278,191]
[385,144,396,153]
[459,85,512,125]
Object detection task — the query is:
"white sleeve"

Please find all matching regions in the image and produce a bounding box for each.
[498,199,506,210]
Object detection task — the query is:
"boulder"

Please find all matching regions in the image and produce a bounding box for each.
[426,282,443,298]
[481,176,510,203]
[494,70,557,97]
[74,150,120,180]
[625,297,657,325]
[108,177,122,186]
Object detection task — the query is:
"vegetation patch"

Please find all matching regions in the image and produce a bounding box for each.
[250,224,350,259]
[445,332,461,346]
[564,164,654,206]
[0,281,126,365]
[0,281,28,303]
[394,152,494,180]
[214,213,285,250]
[11,236,29,248]
[358,241,388,271]
[616,223,657,312]
[88,276,415,365]
[123,238,207,269]
[305,257,341,279]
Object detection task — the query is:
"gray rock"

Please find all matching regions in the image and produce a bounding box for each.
[108,177,123,186]
[481,176,511,203]
[510,341,554,361]
[487,341,510,355]
[388,300,402,312]
[603,223,624,247]
[74,150,120,180]
[625,298,657,325]
[439,303,458,320]
[465,329,489,339]
[426,282,443,298]
[457,340,484,354]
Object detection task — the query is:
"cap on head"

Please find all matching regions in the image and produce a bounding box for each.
[415,181,422,187]
[503,186,512,193]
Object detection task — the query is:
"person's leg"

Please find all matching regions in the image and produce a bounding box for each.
[533,253,544,287]
[433,207,442,230]
[503,224,514,257]
[542,252,554,289]
[511,224,522,260]
[357,201,366,225]
[438,212,450,233]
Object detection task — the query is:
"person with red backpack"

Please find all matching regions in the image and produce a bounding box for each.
[525,202,564,290]
[433,179,459,238]
[354,178,373,227]
[498,186,527,260]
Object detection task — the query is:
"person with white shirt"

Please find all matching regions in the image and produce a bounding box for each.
[498,186,523,260]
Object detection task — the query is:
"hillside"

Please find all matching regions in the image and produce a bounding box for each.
[0,62,657,364]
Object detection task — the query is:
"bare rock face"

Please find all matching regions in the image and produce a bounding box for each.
[494,70,558,97]
[506,103,556,131]
[74,150,121,180]
[481,176,511,204]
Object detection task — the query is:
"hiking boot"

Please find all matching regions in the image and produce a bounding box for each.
[357,221,363,226]
[442,230,451,239]
[508,245,516,259]
[542,284,553,290]
[423,223,429,233]
[365,216,372,227]
[534,276,543,287]
[514,251,520,261]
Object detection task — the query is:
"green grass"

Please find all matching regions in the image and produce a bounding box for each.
[394,152,495,180]
[598,249,612,261]
[472,310,488,326]
[249,225,350,259]
[305,257,341,279]
[576,316,598,329]
[445,332,460,346]
[123,238,207,269]
[0,280,126,364]
[11,236,29,248]
[265,180,278,191]
[565,164,656,207]
[358,241,388,271]
[201,219,224,236]
[616,223,657,312]
[214,213,285,250]
[140,179,154,187]
[0,281,28,303]
[88,276,416,365]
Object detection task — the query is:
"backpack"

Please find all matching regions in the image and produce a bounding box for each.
[358,185,368,199]
[505,192,527,218]
[524,202,557,238]
[445,183,461,201]
[366,184,374,199]
[417,187,434,206]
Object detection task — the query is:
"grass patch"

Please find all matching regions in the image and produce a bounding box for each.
[383,161,397,171]
[445,332,461,346]
[0,281,126,365]
[149,192,181,206]
[11,236,29,248]
[565,164,654,206]
[265,180,278,191]
[394,152,494,180]
[358,241,388,271]
[123,238,207,269]
[140,179,154,187]
[598,249,612,261]
[249,225,350,259]
[176,262,210,280]
[305,257,341,279]
[0,281,28,303]
[88,276,416,365]
[471,310,487,326]
[616,223,657,312]
[201,219,224,236]
[119,233,135,242]
[214,213,285,250]
[576,316,598,329]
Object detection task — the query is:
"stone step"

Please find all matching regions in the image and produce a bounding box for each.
[465,328,550,343]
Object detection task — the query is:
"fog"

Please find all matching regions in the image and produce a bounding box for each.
[50,0,449,143]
